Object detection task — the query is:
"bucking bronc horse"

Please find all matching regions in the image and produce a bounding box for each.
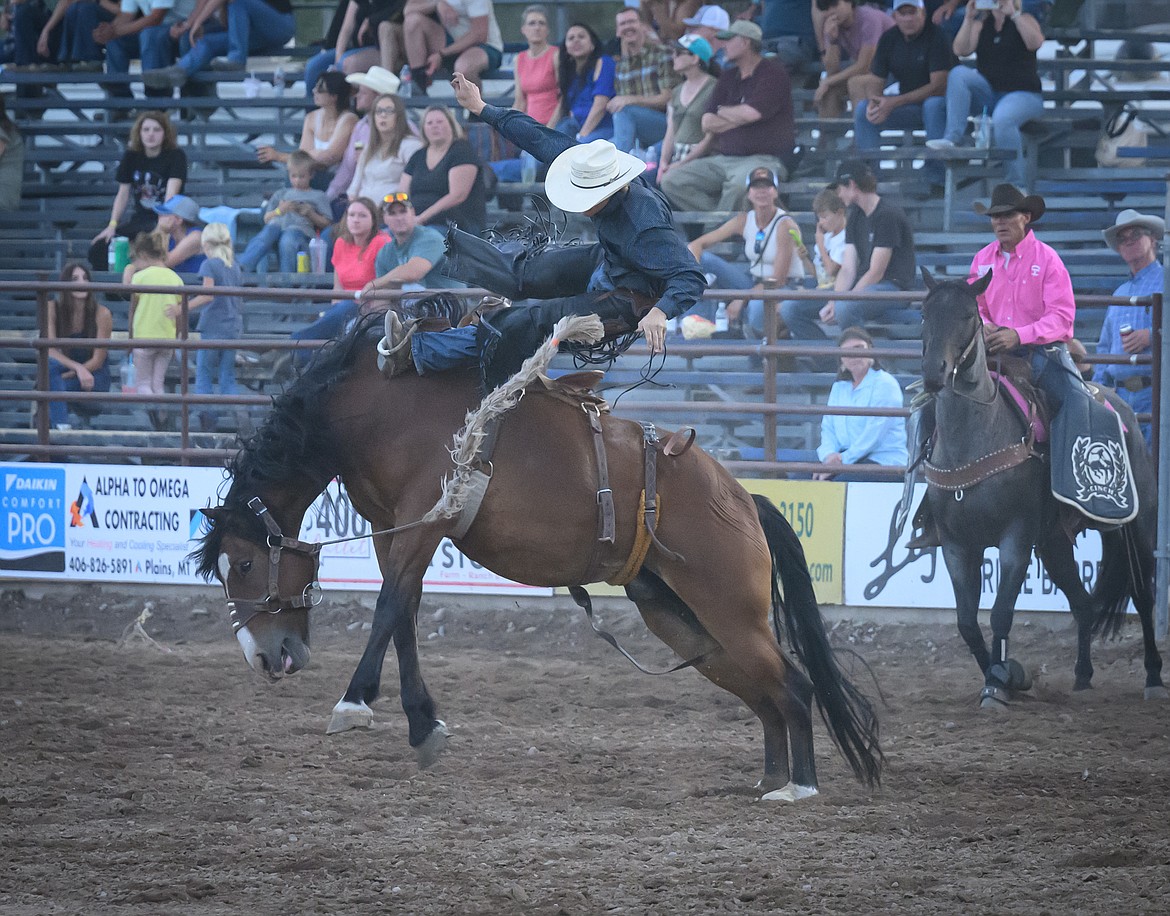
[917,269,1164,707]
[193,313,882,800]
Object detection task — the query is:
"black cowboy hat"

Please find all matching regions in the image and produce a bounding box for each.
[973,184,1046,221]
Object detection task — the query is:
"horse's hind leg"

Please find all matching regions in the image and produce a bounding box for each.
[625,570,812,796]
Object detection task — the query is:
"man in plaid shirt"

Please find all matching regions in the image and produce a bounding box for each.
[608,6,680,155]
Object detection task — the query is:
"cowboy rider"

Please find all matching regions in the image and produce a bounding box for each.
[909,183,1131,548]
[376,73,706,388]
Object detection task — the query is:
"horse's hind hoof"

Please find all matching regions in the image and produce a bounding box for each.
[327,699,374,734]
[979,685,1011,710]
[759,782,818,803]
[1144,685,1169,701]
[414,719,451,769]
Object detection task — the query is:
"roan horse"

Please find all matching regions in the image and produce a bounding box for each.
[194,314,882,800]
[918,269,1165,706]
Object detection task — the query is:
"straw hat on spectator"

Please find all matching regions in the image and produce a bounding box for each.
[346,66,401,95]
[545,139,644,213]
[1103,209,1164,252]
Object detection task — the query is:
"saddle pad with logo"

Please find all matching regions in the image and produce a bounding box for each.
[1049,392,1138,524]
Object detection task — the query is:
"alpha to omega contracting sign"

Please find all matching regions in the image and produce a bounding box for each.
[0,463,549,596]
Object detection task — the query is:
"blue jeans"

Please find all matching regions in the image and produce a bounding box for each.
[13,0,57,66]
[554,115,613,143]
[780,279,903,340]
[48,360,111,427]
[854,96,946,183]
[303,46,369,97]
[226,0,296,65]
[195,346,237,424]
[238,222,309,273]
[941,65,1044,187]
[104,21,175,96]
[292,300,359,364]
[697,251,750,325]
[58,1,111,63]
[490,151,543,183]
[611,105,667,154]
[175,21,228,75]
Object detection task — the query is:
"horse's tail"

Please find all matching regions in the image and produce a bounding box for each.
[1091,525,1153,639]
[752,494,883,787]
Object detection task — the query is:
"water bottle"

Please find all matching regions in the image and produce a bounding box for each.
[714,302,729,334]
[120,356,136,393]
[520,151,537,184]
[273,66,286,98]
[309,235,327,273]
[399,65,413,99]
[975,107,992,150]
[642,143,658,174]
[630,140,645,164]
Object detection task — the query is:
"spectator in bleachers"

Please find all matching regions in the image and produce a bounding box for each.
[239,150,333,273]
[151,194,206,273]
[487,4,559,183]
[608,6,678,155]
[1094,209,1164,446]
[809,185,846,287]
[660,20,794,212]
[400,104,488,236]
[50,0,112,71]
[925,0,1044,188]
[8,0,59,69]
[753,0,818,79]
[176,221,242,432]
[142,0,294,86]
[45,262,113,430]
[852,0,950,188]
[302,0,403,98]
[782,160,914,340]
[328,66,401,217]
[813,0,893,119]
[553,21,616,142]
[257,71,359,187]
[284,196,388,363]
[347,93,422,203]
[358,191,464,300]
[89,110,187,270]
[127,230,182,430]
[655,33,716,185]
[686,165,810,334]
[639,0,700,46]
[0,93,22,211]
[927,0,965,37]
[812,325,908,478]
[680,5,727,67]
[401,0,503,95]
[84,0,187,99]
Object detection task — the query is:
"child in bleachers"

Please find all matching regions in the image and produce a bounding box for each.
[127,230,182,430]
[238,150,333,273]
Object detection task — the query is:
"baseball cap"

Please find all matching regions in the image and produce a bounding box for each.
[892,0,925,8]
[716,20,763,42]
[152,194,203,224]
[834,160,874,184]
[676,34,714,63]
[746,166,778,188]
[683,5,731,30]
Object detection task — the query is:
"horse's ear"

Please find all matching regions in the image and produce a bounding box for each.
[920,266,938,291]
[970,269,993,296]
[201,506,226,524]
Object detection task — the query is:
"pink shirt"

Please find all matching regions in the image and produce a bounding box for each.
[968,230,1075,346]
[517,47,559,126]
[331,233,390,292]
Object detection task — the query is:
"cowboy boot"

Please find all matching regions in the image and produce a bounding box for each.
[905,500,940,551]
[377,309,416,378]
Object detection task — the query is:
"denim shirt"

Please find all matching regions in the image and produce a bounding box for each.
[1093,260,1162,386]
[479,105,707,319]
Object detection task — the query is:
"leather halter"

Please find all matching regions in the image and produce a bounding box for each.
[224,497,323,634]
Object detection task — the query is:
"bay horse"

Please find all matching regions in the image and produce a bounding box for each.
[918,269,1165,706]
[193,314,881,800]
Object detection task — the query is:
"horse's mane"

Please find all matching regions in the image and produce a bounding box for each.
[193,313,384,579]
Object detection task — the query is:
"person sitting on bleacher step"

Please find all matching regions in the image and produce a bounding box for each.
[400,0,503,95]
[62,0,186,99]
[238,149,334,273]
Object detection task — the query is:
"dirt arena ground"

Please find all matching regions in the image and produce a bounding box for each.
[2,584,1169,915]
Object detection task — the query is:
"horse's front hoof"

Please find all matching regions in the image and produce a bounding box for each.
[1073,679,1093,692]
[414,719,451,769]
[327,699,374,734]
[759,782,818,803]
[1005,658,1032,691]
[1144,684,1169,701]
[979,685,1011,710]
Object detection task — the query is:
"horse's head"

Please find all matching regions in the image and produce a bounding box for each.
[920,267,993,393]
[196,501,319,680]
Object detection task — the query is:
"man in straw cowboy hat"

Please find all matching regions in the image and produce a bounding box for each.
[380,71,705,387]
[908,183,1138,548]
[1092,209,1164,446]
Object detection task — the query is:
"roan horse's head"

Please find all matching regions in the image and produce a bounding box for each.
[197,502,318,680]
[920,267,994,393]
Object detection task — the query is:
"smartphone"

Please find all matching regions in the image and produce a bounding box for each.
[974,0,998,10]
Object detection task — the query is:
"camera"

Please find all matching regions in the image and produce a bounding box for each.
[974,0,999,10]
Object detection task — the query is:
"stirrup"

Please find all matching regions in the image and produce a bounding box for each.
[376,309,415,378]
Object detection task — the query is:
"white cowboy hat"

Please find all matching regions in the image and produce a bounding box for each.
[1103,208,1165,252]
[544,139,644,213]
[346,66,400,95]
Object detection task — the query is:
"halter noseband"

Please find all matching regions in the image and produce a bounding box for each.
[224,496,324,634]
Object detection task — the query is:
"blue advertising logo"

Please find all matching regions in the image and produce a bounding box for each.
[1,467,66,572]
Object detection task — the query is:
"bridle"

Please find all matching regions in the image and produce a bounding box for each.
[223,497,324,634]
[927,299,998,407]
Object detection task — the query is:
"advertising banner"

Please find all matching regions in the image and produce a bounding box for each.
[845,481,1103,612]
[0,463,550,596]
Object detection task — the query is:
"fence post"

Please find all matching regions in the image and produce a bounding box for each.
[35,288,50,453]
[761,277,778,464]
[178,291,190,466]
